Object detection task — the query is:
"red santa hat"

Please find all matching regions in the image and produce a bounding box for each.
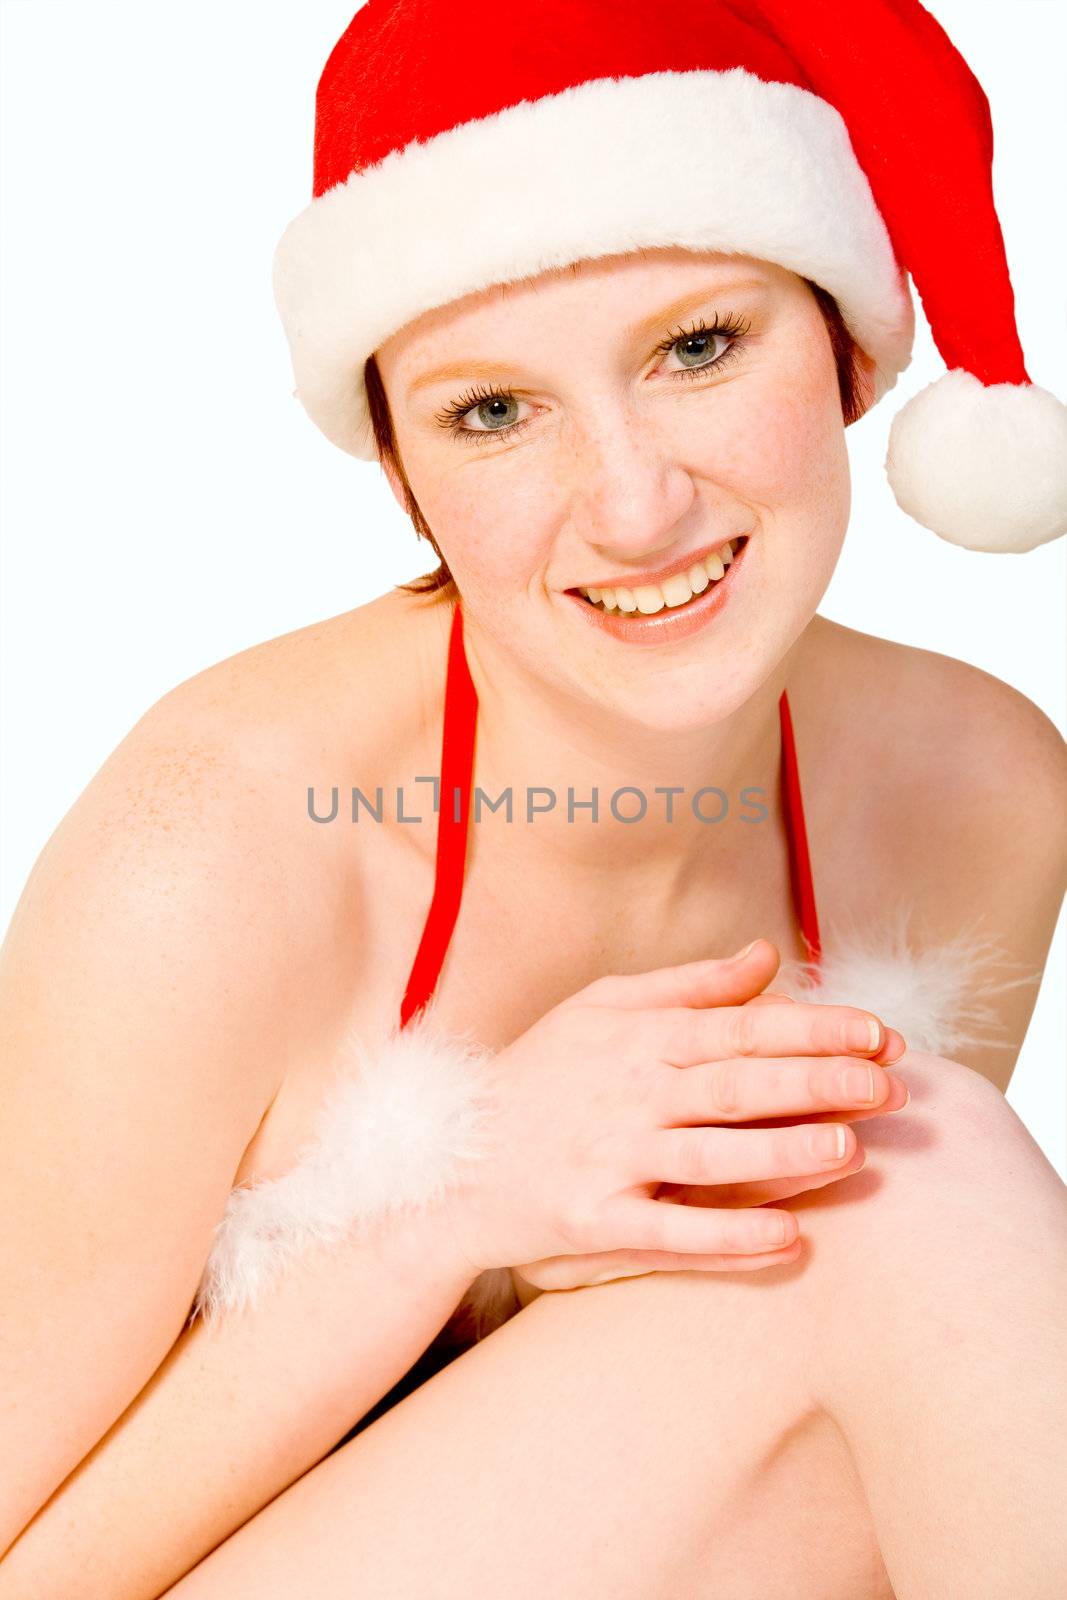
[272,0,1067,555]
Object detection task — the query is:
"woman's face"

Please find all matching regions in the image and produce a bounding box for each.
[374,247,859,729]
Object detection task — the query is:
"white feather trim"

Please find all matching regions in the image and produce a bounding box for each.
[272,67,912,460]
[192,915,1040,1335]
[771,905,1041,1059]
[885,369,1067,553]
[452,915,1044,1348]
[191,1007,499,1326]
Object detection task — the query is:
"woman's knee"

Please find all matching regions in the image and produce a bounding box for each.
[895,1046,1016,1131]
[837,1046,1053,1208]
[527,1048,1056,1399]
[632,1052,1033,1365]
[778,1047,1064,1391]
[778,1047,1034,1277]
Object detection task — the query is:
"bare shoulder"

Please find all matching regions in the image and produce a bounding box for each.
[9,584,451,1079]
[796,616,1066,1086]
[799,616,1066,842]
[141,583,449,824]
[120,582,453,1000]
[146,584,450,775]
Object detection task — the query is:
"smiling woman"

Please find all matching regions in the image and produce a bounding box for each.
[360,251,870,722]
[2,2,1067,1598]
[364,273,872,605]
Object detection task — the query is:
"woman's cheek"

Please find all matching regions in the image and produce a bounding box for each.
[426,472,556,596]
[753,385,850,576]
[709,368,846,509]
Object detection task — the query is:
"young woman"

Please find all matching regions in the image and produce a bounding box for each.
[2,2,1066,1596]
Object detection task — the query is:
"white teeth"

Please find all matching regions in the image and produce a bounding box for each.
[659,572,695,609]
[634,583,666,614]
[579,539,740,615]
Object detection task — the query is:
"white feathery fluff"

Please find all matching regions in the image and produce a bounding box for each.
[192,912,1042,1331]
[191,1006,499,1327]
[456,911,1045,1345]
[885,369,1067,553]
[771,903,1042,1059]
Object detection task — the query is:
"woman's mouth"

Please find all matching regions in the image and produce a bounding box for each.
[563,535,750,646]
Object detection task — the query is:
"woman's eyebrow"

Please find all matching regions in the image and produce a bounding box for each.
[624,274,768,348]
[405,274,769,400]
[407,357,526,400]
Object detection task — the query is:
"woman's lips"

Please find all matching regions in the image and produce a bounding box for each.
[564,535,749,646]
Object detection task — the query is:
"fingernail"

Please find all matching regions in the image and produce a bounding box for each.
[730,940,759,962]
[841,1066,877,1103]
[848,1016,882,1052]
[812,1126,848,1161]
[884,1077,911,1112]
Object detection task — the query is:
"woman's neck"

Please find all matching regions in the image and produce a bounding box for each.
[454,610,808,892]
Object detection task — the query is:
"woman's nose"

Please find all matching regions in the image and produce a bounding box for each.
[568,421,698,560]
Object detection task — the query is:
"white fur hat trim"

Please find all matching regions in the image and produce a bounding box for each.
[272,68,914,461]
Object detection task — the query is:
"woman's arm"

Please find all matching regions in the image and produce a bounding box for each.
[920,664,1067,1091]
[1,692,484,1597]
[0,701,306,1552]
[0,1206,477,1600]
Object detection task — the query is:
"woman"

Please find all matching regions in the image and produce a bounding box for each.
[2,1,1066,1596]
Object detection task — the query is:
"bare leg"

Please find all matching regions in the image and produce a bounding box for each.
[803,1051,1067,1597]
[164,1053,1067,1600]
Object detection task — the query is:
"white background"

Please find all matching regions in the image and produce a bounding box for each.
[2,1,1064,1173]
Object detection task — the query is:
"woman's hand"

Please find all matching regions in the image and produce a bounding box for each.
[510,973,909,1293]
[443,939,908,1292]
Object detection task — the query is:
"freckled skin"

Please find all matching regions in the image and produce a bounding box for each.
[375,247,859,737]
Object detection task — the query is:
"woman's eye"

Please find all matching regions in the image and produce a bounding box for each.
[461,393,529,435]
[434,385,535,443]
[653,314,751,383]
[661,328,732,372]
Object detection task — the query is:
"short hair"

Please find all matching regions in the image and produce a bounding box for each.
[365,277,873,604]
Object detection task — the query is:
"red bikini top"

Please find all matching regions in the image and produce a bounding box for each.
[400,601,821,1029]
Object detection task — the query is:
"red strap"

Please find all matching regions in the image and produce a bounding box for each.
[400,604,822,1027]
[778,686,822,966]
[399,603,477,1029]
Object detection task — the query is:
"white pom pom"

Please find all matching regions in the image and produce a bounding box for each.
[191,1007,499,1327]
[885,369,1067,553]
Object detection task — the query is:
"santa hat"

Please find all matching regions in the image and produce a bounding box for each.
[272,0,1067,555]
